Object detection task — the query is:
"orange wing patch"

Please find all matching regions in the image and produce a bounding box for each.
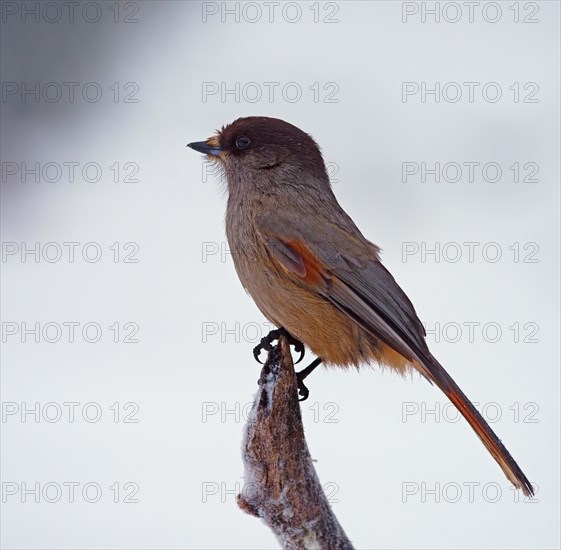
[283,240,327,287]
[265,235,328,288]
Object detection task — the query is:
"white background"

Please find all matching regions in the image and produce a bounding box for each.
[1,1,559,548]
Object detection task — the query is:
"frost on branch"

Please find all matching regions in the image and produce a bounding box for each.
[237,336,354,549]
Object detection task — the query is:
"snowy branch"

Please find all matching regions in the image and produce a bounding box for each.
[237,336,354,549]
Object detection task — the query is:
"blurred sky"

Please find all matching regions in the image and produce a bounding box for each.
[1,1,560,549]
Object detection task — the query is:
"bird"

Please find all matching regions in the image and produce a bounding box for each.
[187,116,534,497]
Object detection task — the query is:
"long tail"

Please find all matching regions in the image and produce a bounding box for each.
[414,354,534,497]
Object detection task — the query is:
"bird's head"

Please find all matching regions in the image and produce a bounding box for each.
[188,116,329,192]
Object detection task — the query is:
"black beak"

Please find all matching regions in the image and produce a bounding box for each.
[187,141,222,156]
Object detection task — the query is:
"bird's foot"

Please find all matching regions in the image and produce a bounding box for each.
[296,358,323,401]
[253,327,305,365]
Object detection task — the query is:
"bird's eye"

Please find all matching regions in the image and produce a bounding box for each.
[235,135,251,149]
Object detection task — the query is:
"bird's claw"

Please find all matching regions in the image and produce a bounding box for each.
[252,332,276,364]
[295,357,323,402]
[293,341,305,364]
[253,329,321,402]
[252,328,305,365]
[253,343,266,364]
[297,376,310,401]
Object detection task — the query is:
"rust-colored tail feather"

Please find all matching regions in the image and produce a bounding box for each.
[415,355,534,497]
